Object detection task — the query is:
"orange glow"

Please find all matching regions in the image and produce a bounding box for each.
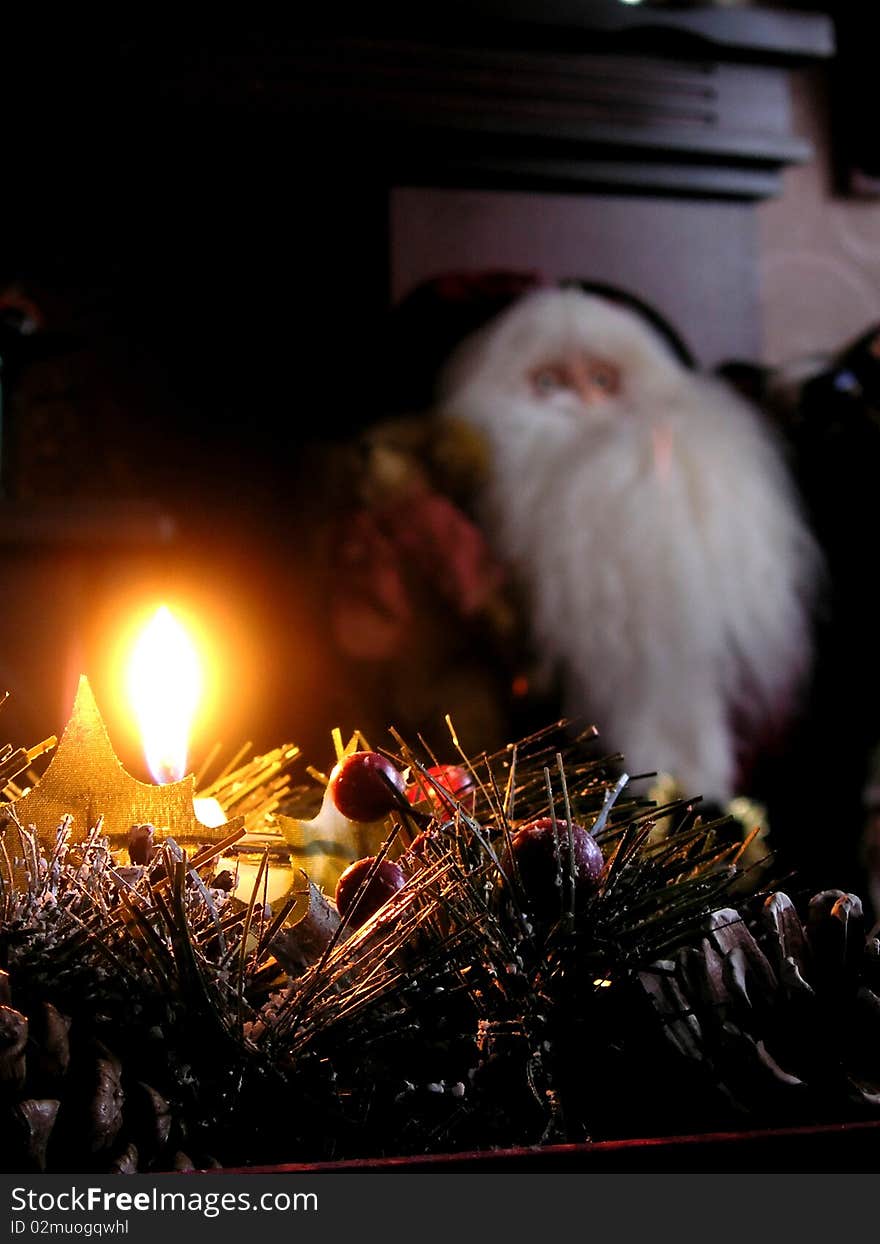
[193,796,227,828]
[126,606,203,784]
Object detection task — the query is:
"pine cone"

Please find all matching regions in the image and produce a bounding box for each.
[639,889,880,1123]
[0,968,182,1173]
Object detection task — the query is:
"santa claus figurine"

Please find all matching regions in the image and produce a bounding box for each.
[432,281,822,805]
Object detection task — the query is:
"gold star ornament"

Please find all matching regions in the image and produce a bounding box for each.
[1,676,242,885]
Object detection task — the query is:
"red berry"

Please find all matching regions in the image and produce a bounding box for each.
[329,751,406,823]
[505,818,603,915]
[335,857,406,927]
[128,824,156,866]
[406,764,476,816]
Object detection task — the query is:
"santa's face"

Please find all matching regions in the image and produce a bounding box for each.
[438,289,819,803]
[527,352,622,413]
[440,290,694,477]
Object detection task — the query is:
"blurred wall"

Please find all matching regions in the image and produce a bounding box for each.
[391,187,761,369]
[759,66,880,366]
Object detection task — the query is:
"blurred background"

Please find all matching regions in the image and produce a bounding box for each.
[1,3,878,895]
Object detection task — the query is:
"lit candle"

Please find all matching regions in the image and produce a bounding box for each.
[126,605,230,834]
[127,605,203,787]
[126,606,227,825]
[126,604,294,903]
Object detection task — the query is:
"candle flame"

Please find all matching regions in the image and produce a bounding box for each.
[127,606,203,784]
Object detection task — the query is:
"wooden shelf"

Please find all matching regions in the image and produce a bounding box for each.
[150,10,834,200]
[452,2,835,64]
[2,10,835,201]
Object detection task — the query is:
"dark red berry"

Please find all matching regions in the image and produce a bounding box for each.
[406,764,476,816]
[128,824,156,866]
[505,818,603,915]
[335,857,406,927]
[329,751,406,823]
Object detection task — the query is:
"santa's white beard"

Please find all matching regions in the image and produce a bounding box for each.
[439,296,820,803]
